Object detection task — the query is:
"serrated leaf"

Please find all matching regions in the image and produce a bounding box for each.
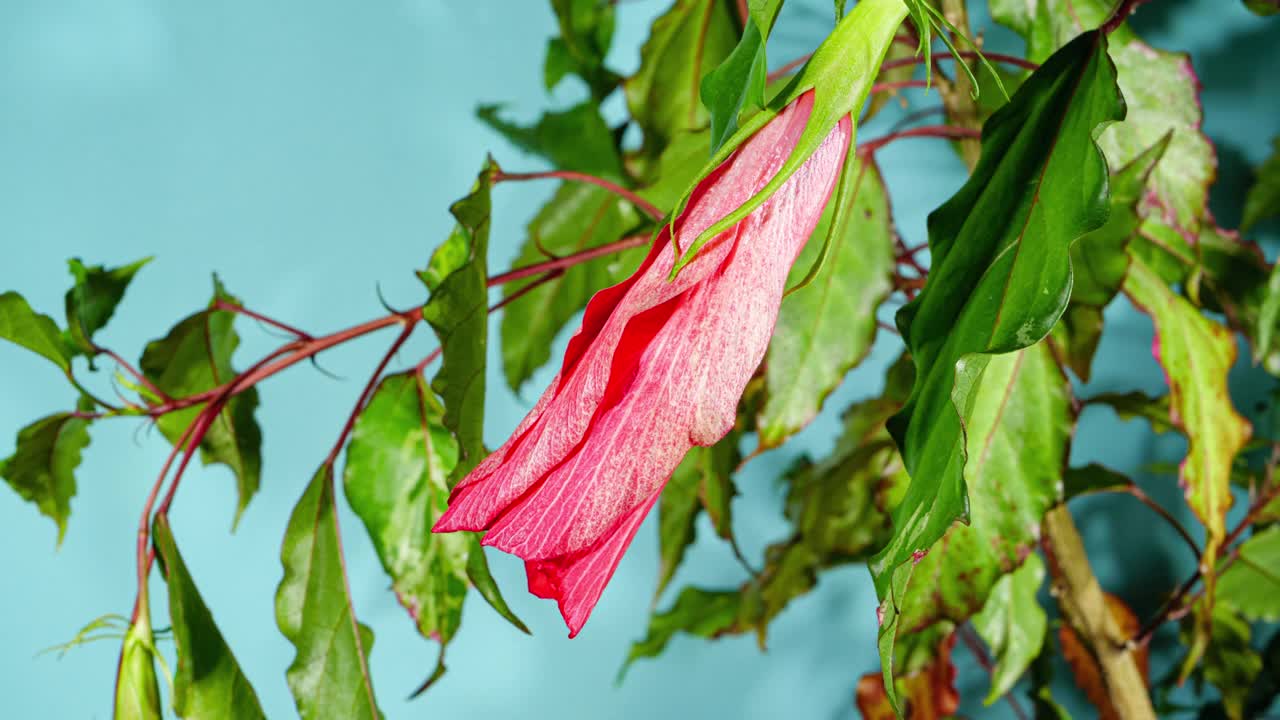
[152,515,266,719]
[1244,138,1280,231]
[114,607,164,720]
[869,33,1121,711]
[698,0,783,154]
[1218,526,1280,622]
[420,159,494,484]
[972,554,1047,704]
[622,587,741,677]
[0,413,91,544]
[275,465,381,720]
[855,632,960,720]
[991,0,1214,238]
[62,257,150,357]
[545,0,620,100]
[625,0,738,151]
[477,103,623,179]
[0,291,72,372]
[344,372,526,659]
[140,278,262,522]
[500,182,644,391]
[758,155,894,449]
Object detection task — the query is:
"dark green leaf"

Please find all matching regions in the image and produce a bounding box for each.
[499,182,644,392]
[1087,391,1175,434]
[1183,605,1262,720]
[62,257,150,356]
[114,601,163,720]
[0,413,91,544]
[1246,0,1280,17]
[1218,526,1280,622]
[275,465,382,720]
[344,372,527,658]
[758,155,894,449]
[477,103,624,179]
[545,0,620,100]
[1243,138,1280,231]
[636,129,713,209]
[1027,628,1074,720]
[1244,630,1280,718]
[0,291,72,372]
[625,0,738,151]
[152,515,266,719]
[622,587,741,677]
[972,554,1047,704]
[420,159,494,484]
[1063,463,1133,500]
[698,0,782,154]
[869,35,1121,710]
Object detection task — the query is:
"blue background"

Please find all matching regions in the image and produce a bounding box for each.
[1,1,1276,717]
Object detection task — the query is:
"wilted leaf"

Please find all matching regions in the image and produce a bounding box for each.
[1087,391,1175,434]
[153,515,266,719]
[420,159,494,483]
[140,278,262,522]
[655,431,742,601]
[972,554,1047,704]
[0,413,91,544]
[1243,137,1280,231]
[855,632,959,720]
[1059,593,1148,720]
[477,103,623,179]
[1218,526,1280,622]
[499,182,644,392]
[0,291,72,372]
[275,466,382,720]
[758,155,894,449]
[621,587,741,677]
[544,0,620,100]
[61,257,150,357]
[625,0,738,151]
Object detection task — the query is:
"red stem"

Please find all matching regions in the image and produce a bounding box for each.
[880,50,1040,74]
[1103,0,1151,34]
[95,346,171,403]
[859,124,982,155]
[869,79,930,96]
[494,170,665,222]
[324,323,417,466]
[133,418,199,618]
[488,235,647,287]
[215,299,314,340]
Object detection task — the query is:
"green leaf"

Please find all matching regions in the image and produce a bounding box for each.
[1244,630,1280,718]
[0,413,91,544]
[152,515,266,719]
[420,159,494,484]
[1244,137,1280,231]
[972,554,1047,705]
[62,257,150,357]
[114,599,163,720]
[344,372,526,659]
[698,0,782,154]
[1257,262,1280,372]
[140,279,262,524]
[1185,605,1263,720]
[881,343,1070,710]
[1087,391,1175,434]
[990,0,1215,238]
[625,0,738,151]
[545,0,620,100]
[1218,526,1280,622]
[499,182,644,392]
[477,103,624,179]
[622,587,741,677]
[0,291,72,372]
[1063,463,1133,500]
[1027,628,1074,720]
[275,465,382,720]
[1057,134,1170,381]
[1123,258,1251,559]
[868,35,1121,711]
[1246,0,1280,17]
[757,155,894,449]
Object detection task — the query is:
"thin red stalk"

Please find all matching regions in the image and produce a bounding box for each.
[1126,485,1201,559]
[96,347,171,402]
[766,54,811,83]
[1103,0,1151,34]
[153,401,224,522]
[323,323,417,466]
[880,50,1040,74]
[959,624,1030,720]
[487,234,649,287]
[735,0,749,25]
[215,299,314,340]
[494,170,664,222]
[859,124,982,155]
[869,79,930,96]
[133,418,199,619]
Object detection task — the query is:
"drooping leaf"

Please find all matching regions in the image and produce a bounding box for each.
[0,413,91,545]
[1056,134,1170,381]
[420,159,494,484]
[140,278,262,522]
[855,632,960,720]
[1245,0,1280,16]
[1181,605,1262,720]
[0,291,72,372]
[114,600,163,720]
[625,0,738,152]
[1217,526,1280,622]
[621,587,741,677]
[1087,391,1175,434]
[758,154,894,449]
[1244,137,1280,231]
[61,257,150,357]
[869,32,1122,711]
[1123,257,1251,616]
[544,0,620,100]
[477,103,623,179]
[655,432,742,601]
[1063,463,1133,500]
[1059,593,1148,720]
[990,0,1215,238]
[275,465,382,720]
[152,515,266,719]
[698,0,783,154]
[499,182,644,392]
[972,554,1047,704]
[344,372,527,663]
